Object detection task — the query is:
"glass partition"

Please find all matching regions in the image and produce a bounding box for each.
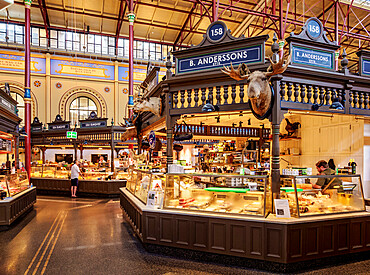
[280,174,366,217]
[164,173,269,217]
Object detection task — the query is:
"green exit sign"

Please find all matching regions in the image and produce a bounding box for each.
[67,131,77,139]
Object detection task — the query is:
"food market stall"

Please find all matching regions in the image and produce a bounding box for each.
[0,87,36,226]
[30,114,129,197]
[120,19,370,265]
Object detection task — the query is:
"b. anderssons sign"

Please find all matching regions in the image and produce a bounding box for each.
[292,45,334,70]
[176,45,262,74]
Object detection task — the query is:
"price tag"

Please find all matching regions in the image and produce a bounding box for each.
[274,199,291,218]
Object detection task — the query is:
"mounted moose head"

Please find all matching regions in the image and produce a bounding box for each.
[132,97,162,117]
[222,54,291,119]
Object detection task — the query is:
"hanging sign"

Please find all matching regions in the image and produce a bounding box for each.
[149,130,156,150]
[66,131,77,139]
[177,45,262,75]
[292,45,334,70]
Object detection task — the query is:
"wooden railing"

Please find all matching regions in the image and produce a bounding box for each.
[174,124,270,138]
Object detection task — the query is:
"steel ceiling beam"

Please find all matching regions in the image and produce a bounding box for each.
[173,3,197,48]
[38,0,50,41]
[115,0,127,51]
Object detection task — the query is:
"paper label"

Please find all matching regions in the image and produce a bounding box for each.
[274,199,291,218]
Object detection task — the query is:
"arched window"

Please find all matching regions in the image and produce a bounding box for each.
[69,97,97,126]
[10,92,25,127]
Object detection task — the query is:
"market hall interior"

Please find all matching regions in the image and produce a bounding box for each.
[0,196,369,275]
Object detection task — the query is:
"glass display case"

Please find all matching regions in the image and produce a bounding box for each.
[280,174,366,217]
[164,173,270,217]
[0,172,30,198]
[126,168,166,205]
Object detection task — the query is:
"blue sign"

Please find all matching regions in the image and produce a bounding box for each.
[306,18,322,39]
[292,45,334,70]
[208,23,225,42]
[362,59,370,76]
[149,130,156,150]
[176,45,262,74]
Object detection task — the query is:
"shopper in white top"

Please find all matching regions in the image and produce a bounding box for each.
[70,160,81,197]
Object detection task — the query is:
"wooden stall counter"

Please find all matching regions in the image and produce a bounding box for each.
[120,187,370,264]
[31,177,127,197]
[0,187,36,226]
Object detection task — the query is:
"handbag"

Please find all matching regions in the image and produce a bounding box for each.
[174,121,193,141]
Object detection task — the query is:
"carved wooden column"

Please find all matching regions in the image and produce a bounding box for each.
[271,75,284,201]
[41,146,47,164]
[79,144,84,160]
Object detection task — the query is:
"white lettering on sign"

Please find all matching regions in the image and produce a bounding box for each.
[211,28,223,37]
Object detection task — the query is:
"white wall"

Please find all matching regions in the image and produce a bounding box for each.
[44,149,113,162]
[364,123,370,199]
[280,113,364,178]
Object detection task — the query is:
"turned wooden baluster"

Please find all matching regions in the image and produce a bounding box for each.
[338,89,343,104]
[287,82,293,101]
[194,88,199,107]
[187,89,192,108]
[201,87,207,106]
[326,87,331,105]
[348,91,353,107]
[319,87,325,105]
[180,90,185,108]
[216,86,221,105]
[359,92,364,109]
[306,84,312,104]
[208,87,214,105]
[364,92,369,110]
[173,91,178,108]
[294,83,299,102]
[280,81,286,100]
[353,91,359,108]
[223,85,229,104]
[313,86,319,104]
[300,84,306,103]
[231,84,236,104]
[239,83,245,103]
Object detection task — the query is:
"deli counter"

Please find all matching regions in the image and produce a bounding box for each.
[120,171,370,264]
[0,172,36,226]
[31,165,127,197]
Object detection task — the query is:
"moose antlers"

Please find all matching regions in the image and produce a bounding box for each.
[222,54,291,81]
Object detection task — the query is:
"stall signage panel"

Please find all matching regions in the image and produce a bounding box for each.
[0,96,16,113]
[66,131,77,139]
[292,45,334,70]
[49,124,70,131]
[362,59,370,76]
[31,125,43,132]
[176,45,262,74]
[80,120,107,128]
[0,138,12,153]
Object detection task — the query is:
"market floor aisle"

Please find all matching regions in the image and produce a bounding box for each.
[0,196,369,275]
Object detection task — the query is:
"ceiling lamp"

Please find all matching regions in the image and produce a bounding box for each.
[329,98,344,110]
[202,100,219,112]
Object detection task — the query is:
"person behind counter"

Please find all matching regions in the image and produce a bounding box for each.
[312,160,342,191]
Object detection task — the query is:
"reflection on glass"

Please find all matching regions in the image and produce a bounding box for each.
[69,96,97,126]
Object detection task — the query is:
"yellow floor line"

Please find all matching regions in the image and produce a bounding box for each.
[31,211,66,275]
[40,212,67,275]
[24,212,62,275]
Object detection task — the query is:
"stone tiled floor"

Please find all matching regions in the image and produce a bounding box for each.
[0,196,368,275]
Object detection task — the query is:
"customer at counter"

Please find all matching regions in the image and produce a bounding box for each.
[312,160,342,191]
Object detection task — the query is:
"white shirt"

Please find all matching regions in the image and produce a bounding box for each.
[71,164,80,179]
